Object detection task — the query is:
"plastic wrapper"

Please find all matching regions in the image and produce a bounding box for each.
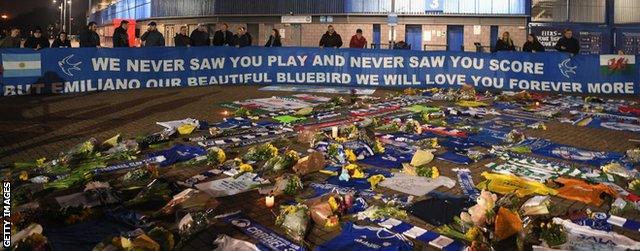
[494,207,522,241]
[262,150,300,172]
[293,151,326,175]
[270,174,303,196]
[276,204,310,242]
[555,177,617,206]
[477,172,557,197]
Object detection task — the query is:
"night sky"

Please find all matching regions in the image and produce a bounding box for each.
[1,0,89,33]
[2,0,52,16]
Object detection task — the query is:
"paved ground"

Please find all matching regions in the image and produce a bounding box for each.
[1,86,639,250]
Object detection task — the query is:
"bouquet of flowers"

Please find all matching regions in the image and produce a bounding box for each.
[244,143,279,161]
[340,125,359,140]
[538,221,567,247]
[124,179,173,209]
[276,203,310,242]
[373,139,386,154]
[263,150,300,172]
[505,129,525,144]
[356,204,408,220]
[271,174,304,196]
[234,107,251,117]
[147,227,175,251]
[415,165,440,179]
[306,192,355,228]
[206,147,226,166]
[327,143,346,164]
[402,119,422,134]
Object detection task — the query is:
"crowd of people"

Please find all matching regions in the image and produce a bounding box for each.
[0,22,582,55]
[493,28,580,55]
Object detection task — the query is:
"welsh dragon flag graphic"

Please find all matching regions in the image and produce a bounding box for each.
[600,55,636,75]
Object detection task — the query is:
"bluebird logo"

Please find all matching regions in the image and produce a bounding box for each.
[58,55,82,76]
[231,219,250,228]
[559,58,577,78]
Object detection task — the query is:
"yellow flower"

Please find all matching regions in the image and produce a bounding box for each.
[335,136,348,143]
[430,138,439,148]
[285,150,300,161]
[19,171,28,181]
[267,144,279,157]
[328,197,339,212]
[431,166,440,179]
[325,216,339,228]
[217,149,226,163]
[36,158,46,167]
[239,163,253,173]
[345,164,365,178]
[345,149,357,163]
[374,139,385,154]
[367,174,385,189]
[630,179,640,190]
[465,227,481,241]
[283,205,297,215]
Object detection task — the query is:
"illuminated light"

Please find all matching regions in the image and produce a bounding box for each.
[0,15,8,19]
[265,194,275,207]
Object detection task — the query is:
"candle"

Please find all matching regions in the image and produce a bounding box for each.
[331,126,339,139]
[265,195,275,208]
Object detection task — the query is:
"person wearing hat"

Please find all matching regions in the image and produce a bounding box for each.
[112,20,130,47]
[349,28,367,48]
[141,21,165,47]
[190,23,210,46]
[24,27,50,50]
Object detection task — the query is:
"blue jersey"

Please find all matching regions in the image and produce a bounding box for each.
[316,223,413,251]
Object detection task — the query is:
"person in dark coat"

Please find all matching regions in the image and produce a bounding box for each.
[141,22,165,47]
[349,29,367,48]
[51,32,72,48]
[112,20,130,47]
[264,29,282,47]
[554,28,580,55]
[80,22,101,47]
[319,25,343,48]
[522,34,545,53]
[0,28,21,48]
[235,27,252,48]
[492,31,516,52]
[190,24,210,46]
[174,26,191,47]
[24,28,50,50]
[212,23,234,46]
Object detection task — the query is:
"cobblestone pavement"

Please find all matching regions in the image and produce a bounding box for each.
[1,86,639,250]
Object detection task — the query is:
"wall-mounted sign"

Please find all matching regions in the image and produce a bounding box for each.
[387,14,398,26]
[425,0,444,12]
[281,16,312,24]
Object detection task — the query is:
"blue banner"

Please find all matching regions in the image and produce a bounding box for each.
[0,47,638,96]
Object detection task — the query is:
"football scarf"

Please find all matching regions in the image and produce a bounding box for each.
[453,168,480,201]
[315,222,413,251]
[520,138,624,167]
[222,212,306,251]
